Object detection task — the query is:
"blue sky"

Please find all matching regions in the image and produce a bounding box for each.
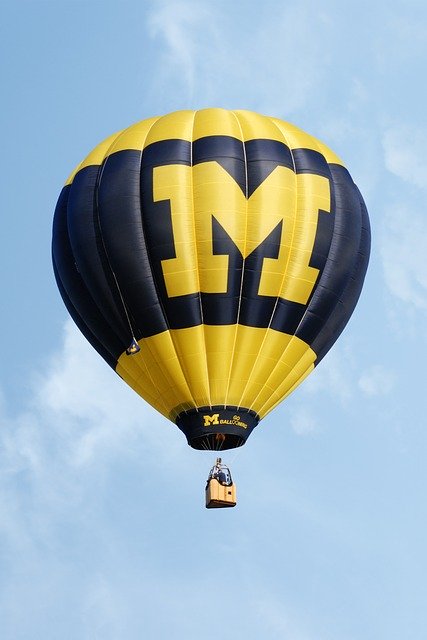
[1,1,427,638]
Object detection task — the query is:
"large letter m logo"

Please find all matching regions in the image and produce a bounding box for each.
[153,161,330,305]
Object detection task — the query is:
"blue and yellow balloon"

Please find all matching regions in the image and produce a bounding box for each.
[52,109,370,450]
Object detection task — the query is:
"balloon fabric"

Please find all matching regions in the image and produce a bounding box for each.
[52,109,370,450]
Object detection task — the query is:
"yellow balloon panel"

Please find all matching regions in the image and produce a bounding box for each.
[116,326,316,420]
[193,108,244,140]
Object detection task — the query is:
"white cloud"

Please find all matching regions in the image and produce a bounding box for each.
[147,1,332,115]
[147,0,220,102]
[283,343,363,438]
[0,321,186,548]
[289,406,318,436]
[382,125,427,189]
[34,320,170,468]
[380,202,427,311]
[0,320,208,636]
[318,111,381,202]
[302,344,355,405]
[251,6,332,117]
[358,365,396,397]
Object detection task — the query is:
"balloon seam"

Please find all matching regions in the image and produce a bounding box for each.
[224,110,249,410]
[191,110,212,409]
[239,117,300,413]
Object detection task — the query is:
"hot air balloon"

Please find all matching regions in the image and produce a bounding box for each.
[52,108,370,458]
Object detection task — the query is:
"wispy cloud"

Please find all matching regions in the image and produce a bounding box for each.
[358,364,396,397]
[249,5,332,117]
[147,0,220,103]
[283,342,366,438]
[147,0,332,115]
[0,321,194,636]
[380,202,427,311]
[35,320,174,467]
[383,125,427,189]
[302,345,355,405]
[289,406,318,436]
[0,321,184,548]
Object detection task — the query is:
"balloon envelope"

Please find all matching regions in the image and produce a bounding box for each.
[52,109,370,450]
